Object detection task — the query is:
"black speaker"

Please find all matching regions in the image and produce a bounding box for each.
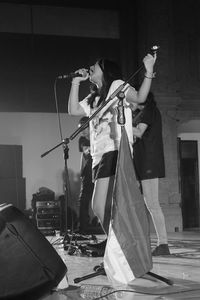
[0,145,23,178]
[0,203,67,300]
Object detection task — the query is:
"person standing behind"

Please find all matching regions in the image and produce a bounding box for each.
[132,92,170,256]
[77,116,94,234]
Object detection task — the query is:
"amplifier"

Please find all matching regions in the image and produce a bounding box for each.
[39,229,56,236]
[31,198,65,235]
[36,201,61,208]
[37,214,60,220]
[32,191,55,203]
[37,219,61,229]
[37,207,60,214]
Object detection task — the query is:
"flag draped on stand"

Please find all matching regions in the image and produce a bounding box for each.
[104,126,152,286]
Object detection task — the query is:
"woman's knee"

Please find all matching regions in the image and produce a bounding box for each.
[92,200,101,216]
[91,177,111,221]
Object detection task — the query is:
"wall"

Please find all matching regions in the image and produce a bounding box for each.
[0,112,81,208]
[0,3,121,113]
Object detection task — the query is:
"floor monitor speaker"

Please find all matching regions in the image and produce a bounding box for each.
[0,203,67,300]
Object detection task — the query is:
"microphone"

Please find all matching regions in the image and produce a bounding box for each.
[150,45,160,55]
[57,69,89,79]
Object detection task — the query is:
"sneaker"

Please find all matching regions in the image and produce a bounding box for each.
[87,239,107,250]
[86,239,107,256]
[152,244,170,256]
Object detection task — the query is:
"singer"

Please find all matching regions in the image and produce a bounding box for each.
[67,54,156,279]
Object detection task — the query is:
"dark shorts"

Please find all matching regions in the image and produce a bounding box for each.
[92,150,118,181]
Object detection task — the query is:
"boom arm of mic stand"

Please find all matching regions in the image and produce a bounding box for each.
[41,138,70,158]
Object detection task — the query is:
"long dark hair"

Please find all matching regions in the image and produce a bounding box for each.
[87,58,122,108]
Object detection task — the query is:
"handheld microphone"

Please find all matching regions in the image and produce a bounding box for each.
[57,69,89,79]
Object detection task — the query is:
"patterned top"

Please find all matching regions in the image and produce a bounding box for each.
[80,79,136,167]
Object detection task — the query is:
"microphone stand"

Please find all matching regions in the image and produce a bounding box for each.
[72,78,173,287]
[73,90,173,287]
[62,142,71,244]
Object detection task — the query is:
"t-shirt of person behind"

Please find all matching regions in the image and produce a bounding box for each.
[133,99,165,180]
[80,79,135,168]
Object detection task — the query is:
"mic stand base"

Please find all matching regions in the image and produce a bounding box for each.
[74,268,106,284]
[74,265,173,286]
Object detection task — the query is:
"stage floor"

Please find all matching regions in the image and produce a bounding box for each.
[40,231,200,300]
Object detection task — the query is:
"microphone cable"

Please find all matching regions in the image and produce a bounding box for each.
[54,77,64,142]
[53,77,75,243]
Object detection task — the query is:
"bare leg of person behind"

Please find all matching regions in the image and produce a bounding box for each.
[86,176,114,254]
[78,179,94,233]
[141,178,170,256]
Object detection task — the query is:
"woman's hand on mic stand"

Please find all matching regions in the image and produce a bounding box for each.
[143,53,156,75]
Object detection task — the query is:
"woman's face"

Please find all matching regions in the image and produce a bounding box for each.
[89,62,103,87]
